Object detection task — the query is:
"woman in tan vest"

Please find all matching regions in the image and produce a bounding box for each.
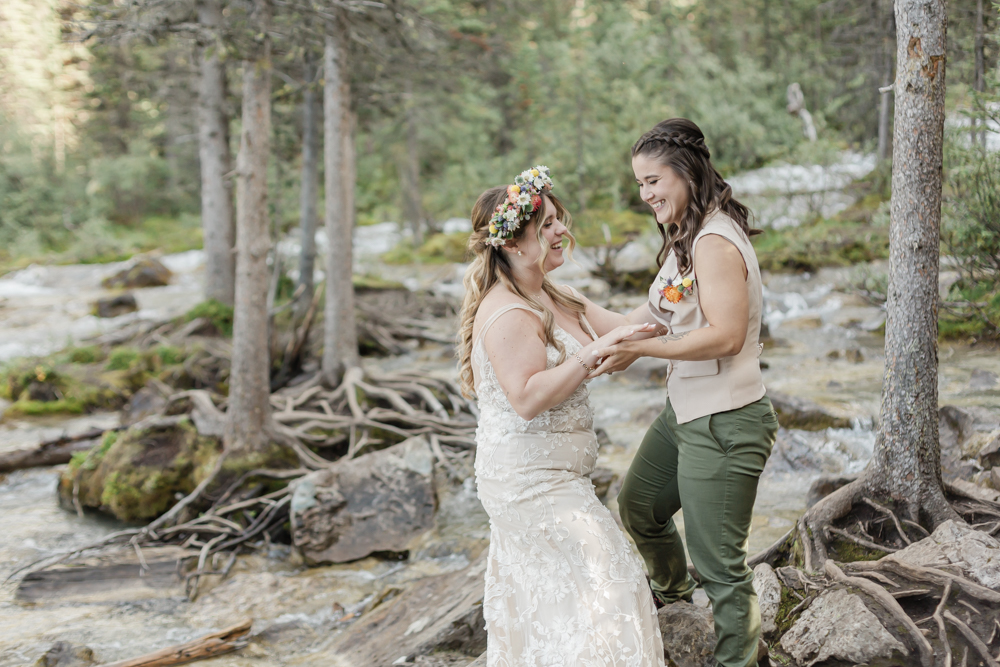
[587,118,778,667]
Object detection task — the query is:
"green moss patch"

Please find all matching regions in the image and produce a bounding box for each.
[1,344,192,419]
[59,419,221,521]
[184,299,234,337]
[383,231,469,265]
[753,218,890,273]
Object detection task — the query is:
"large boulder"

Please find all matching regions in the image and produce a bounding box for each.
[768,391,852,431]
[101,255,172,289]
[58,418,221,521]
[887,519,1000,590]
[657,602,717,667]
[779,588,907,666]
[290,436,437,565]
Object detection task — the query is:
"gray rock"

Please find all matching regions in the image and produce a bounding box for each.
[889,518,1000,590]
[94,293,138,318]
[763,429,825,476]
[101,255,172,289]
[844,347,864,363]
[465,653,487,666]
[658,601,716,667]
[769,391,852,431]
[34,642,96,667]
[978,432,1000,469]
[993,467,1000,491]
[291,436,437,564]
[752,563,782,637]
[779,588,907,667]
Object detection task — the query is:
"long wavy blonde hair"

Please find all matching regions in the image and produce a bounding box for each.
[457,186,587,398]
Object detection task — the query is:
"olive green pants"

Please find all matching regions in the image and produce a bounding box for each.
[619,396,777,667]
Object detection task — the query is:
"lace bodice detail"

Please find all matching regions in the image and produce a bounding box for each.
[473,325,594,438]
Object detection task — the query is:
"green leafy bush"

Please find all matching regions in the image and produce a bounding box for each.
[942,122,1000,340]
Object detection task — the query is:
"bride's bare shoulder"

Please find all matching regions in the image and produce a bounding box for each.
[473,286,540,339]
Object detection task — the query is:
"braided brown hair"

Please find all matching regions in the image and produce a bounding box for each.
[631,118,758,275]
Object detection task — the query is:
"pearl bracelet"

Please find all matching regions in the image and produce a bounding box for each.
[575,353,597,373]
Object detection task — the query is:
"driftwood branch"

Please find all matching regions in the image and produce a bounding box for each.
[100,619,252,667]
[0,427,123,474]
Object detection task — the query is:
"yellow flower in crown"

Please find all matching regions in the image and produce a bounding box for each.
[489,223,498,234]
[530,169,539,177]
[682,278,693,288]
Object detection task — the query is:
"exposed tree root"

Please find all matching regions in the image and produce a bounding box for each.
[11,362,477,601]
[758,475,1000,667]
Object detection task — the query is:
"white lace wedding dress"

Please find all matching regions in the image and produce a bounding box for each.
[472,303,664,667]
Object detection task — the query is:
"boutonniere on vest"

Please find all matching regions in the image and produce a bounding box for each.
[659,275,695,304]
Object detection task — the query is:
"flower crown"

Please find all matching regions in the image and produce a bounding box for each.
[486,165,553,248]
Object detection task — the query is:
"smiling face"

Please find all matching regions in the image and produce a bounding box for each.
[632,153,690,227]
[513,195,568,273]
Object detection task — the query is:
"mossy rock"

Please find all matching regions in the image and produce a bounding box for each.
[0,345,189,419]
[59,419,222,522]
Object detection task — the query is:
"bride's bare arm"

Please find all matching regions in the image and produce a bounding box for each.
[559,286,663,338]
[483,308,652,421]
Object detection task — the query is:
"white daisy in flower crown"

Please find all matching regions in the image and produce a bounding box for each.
[486,165,554,247]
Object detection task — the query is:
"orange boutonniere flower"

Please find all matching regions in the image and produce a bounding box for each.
[659,275,695,304]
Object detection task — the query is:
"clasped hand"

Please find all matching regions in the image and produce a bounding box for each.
[579,323,655,378]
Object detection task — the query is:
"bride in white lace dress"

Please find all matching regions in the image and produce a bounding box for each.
[457,168,664,667]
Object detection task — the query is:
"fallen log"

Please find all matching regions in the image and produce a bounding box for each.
[0,427,121,474]
[99,619,252,667]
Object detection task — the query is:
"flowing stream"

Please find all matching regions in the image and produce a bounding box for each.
[2,156,999,663]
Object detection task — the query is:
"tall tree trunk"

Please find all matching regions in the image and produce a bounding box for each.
[322,27,359,384]
[197,0,236,306]
[226,0,273,456]
[401,80,425,246]
[297,54,320,317]
[876,2,895,162]
[865,0,954,524]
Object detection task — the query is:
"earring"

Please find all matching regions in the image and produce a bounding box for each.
[518,250,523,256]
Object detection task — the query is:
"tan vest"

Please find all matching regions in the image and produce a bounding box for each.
[646,210,766,424]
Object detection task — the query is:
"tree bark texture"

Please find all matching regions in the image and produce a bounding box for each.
[322,28,359,383]
[866,0,949,521]
[197,0,236,306]
[226,0,273,455]
[297,55,320,316]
